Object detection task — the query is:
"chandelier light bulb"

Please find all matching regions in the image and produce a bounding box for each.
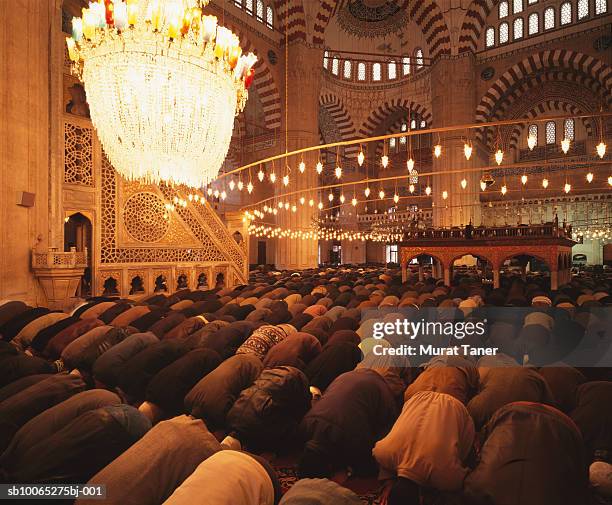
[521,174,528,185]
[596,142,607,159]
[299,161,306,173]
[434,144,442,158]
[586,172,594,183]
[607,175,612,186]
[194,194,200,202]
[393,193,399,203]
[351,197,357,207]
[292,205,297,213]
[207,188,213,196]
[561,138,570,154]
[357,150,365,166]
[270,172,276,183]
[495,149,504,165]
[273,208,278,215]
[237,180,244,191]
[335,166,342,179]
[308,199,314,207]
[220,190,227,200]
[339,194,345,203]
[66,2,257,188]
[460,178,467,189]
[328,193,334,202]
[228,179,235,191]
[425,186,431,196]
[188,194,193,201]
[318,202,323,210]
[213,190,219,198]
[464,143,472,160]
[257,170,264,182]
[247,182,253,194]
[284,202,290,210]
[442,190,448,200]
[542,178,549,189]
[527,135,537,151]
[564,182,571,194]
[316,161,323,174]
[409,184,415,193]
[407,158,415,172]
[381,155,389,168]
[283,175,290,186]
[278,202,283,209]
[364,186,371,198]
[501,184,507,195]
[299,196,305,205]
[480,180,487,191]
[263,205,268,212]
[379,190,385,200]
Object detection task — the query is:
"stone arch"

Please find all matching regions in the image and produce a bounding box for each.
[319,93,358,157]
[359,98,432,137]
[500,252,551,271]
[273,0,307,42]
[458,0,497,54]
[220,21,282,130]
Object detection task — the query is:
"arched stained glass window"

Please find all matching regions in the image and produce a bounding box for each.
[564,119,575,141]
[372,62,381,81]
[357,62,366,81]
[578,0,589,18]
[560,2,572,24]
[331,56,339,75]
[513,17,523,39]
[499,22,509,43]
[388,60,397,79]
[595,0,607,14]
[545,121,556,144]
[486,27,495,47]
[528,12,539,34]
[415,48,424,69]
[266,6,273,28]
[343,60,352,79]
[544,7,555,29]
[528,124,538,146]
[256,0,264,21]
[499,1,509,17]
[402,56,411,75]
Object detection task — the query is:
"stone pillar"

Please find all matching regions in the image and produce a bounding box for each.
[418,265,424,282]
[443,265,451,287]
[275,43,321,270]
[493,269,500,289]
[0,1,55,304]
[430,54,482,228]
[401,261,408,283]
[550,270,559,291]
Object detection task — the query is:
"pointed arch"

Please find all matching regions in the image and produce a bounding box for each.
[359,98,432,138]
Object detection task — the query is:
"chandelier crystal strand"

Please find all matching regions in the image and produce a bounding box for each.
[67,0,256,188]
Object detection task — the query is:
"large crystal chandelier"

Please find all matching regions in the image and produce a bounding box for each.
[66,0,256,188]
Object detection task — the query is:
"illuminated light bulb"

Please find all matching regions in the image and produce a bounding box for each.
[247,182,253,194]
[270,172,276,183]
[273,208,278,215]
[220,190,227,200]
[564,182,571,194]
[308,199,314,207]
[480,180,487,191]
[596,142,606,159]
[194,194,200,202]
[335,166,342,179]
[460,178,467,189]
[542,178,549,189]
[278,202,283,209]
[207,188,213,196]
[357,150,365,166]
[521,174,528,185]
[561,138,570,154]
[339,194,345,204]
[407,158,415,172]
[292,205,297,213]
[318,202,323,210]
[299,196,305,205]
[425,185,431,196]
[328,193,334,202]
[257,169,264,182]
[379,190,385,199]
[173,196,179,204]
[608,175,612,186]
[263,205,268,212]
[501,184,507,195]
[351,197,357,207]
[282,175,289,186]
[316,161,323,174]
[228,180,235,191]
[434,144,442,158]
[495,149,503,165]
[393,193,399,204]
[364,186,371,198]
[442,190,448,200]
[586,172,594,183]
[527,134,537,151]
[299,161,305,173]
[464,143,473,160]
[188,194,193,201]
[213,189,219,198]
[284,202,290,210]
[237,180,244,191]
[381,155,389,168]
[409,184,415,193]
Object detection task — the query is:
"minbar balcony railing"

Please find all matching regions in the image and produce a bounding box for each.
[400,224,574,242]
[32,247,88,269]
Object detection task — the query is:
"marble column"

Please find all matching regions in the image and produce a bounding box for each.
[430,54,482,228]
[275,43,322,270]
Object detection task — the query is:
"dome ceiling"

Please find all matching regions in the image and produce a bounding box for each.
[337,0,409,39]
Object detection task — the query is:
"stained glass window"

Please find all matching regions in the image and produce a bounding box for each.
[357,62,366,80]
[499,22,509,43]
[545,121,556,144]
[499,1,509,17]
[514,17,524,39]
[578,0,589,18]
[343,60,352,79]
[528,12,539,34]
[560,2,572,24]
[544,7,555,29]
[486,27,495,47]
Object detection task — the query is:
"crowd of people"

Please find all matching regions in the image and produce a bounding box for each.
[0,265,610,505]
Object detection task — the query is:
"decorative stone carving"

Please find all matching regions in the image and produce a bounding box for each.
[123,192,169,243]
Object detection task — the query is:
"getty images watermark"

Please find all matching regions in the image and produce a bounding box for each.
[370,317,498,358]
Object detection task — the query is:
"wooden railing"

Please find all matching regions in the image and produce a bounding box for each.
[400,224,574,241]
